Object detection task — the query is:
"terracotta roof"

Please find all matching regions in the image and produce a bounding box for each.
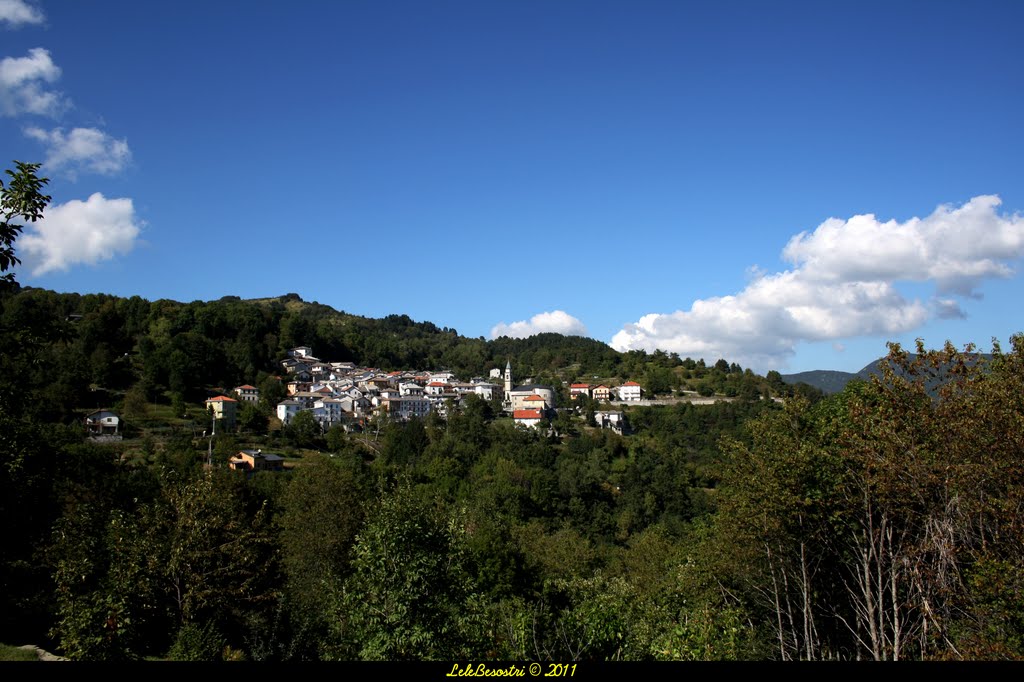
[206,395,237,402]
[524,394,545,402]
[622,381,641,387]
[235,384,257,390]
[514,409,543,419]
[428,381,447,387]
[570,383,591,389]
[595,385,609,389]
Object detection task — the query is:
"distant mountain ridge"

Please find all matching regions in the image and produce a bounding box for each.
[781,353,994,395]
[780,368,866,395]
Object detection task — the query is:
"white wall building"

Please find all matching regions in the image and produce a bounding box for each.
[276,399,303,424]
[381,396,431,421]
[617,381,643,401]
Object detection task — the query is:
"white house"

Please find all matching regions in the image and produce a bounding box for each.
[425,381,448,396]
[85,410,121,438]
[473,383,502,401]
[233,384,260,403]
[617,381,643,401]
[513,409,544,429]
[399,381,425,396]
[381,396,430,421]
[569,383,592,400]
[313,397,345,426]
[594,410,627,433]
[276,399,303,424]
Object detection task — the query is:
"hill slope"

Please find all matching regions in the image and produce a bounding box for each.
[782,353,994,394]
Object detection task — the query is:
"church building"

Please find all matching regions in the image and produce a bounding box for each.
[503,359,556,412]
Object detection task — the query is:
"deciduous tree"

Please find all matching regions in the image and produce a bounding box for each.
[0,160,50,286]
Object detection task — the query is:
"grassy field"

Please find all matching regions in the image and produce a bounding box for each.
[0,644,39,661]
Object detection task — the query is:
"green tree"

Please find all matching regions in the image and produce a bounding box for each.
[279,457,366,654]
[143,470,279,631]
[0,161,50,286]
[338,484,483,660]
[238,401,268,434]
[709,337,1024,660]
[121,381,149,423]
[716,397,844,660]
[644,366,675,397]
[50,504,169,660]
[259,375,286,410]
[285,410,320,448]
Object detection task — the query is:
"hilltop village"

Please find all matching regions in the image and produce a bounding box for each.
[204,346,640,434]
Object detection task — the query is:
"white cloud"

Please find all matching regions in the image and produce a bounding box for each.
[0,0,44,27]
[782,195,1023,296]
[491,310,589,339]
[0,47,66,117]
[20,193,141,275]
[25,126,132,177]
[611,196,1024,370]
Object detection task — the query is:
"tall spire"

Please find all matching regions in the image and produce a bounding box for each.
[504,357,512,403]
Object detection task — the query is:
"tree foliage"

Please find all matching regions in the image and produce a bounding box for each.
[0,160,50,286]
[337,484,482,660]
[711,337,1024,660]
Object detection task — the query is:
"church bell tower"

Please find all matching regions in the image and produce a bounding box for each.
[503,358,512,403]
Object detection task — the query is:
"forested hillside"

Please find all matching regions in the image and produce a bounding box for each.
[0,286,801,421]
[1,280,1022,660]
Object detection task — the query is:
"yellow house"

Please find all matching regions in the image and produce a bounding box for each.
[205,395,238,429]
[228,449,285,473]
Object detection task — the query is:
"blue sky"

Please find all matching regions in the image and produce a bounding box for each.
[3,0,1023,373]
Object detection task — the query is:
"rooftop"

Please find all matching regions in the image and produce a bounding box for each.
[514,409,543,419]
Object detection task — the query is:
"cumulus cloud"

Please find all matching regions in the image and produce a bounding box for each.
[20,193,141,275]
[0,0,44,27]
[0,47,66,117]
[491,310,589,339]
[25,126,132,177]
[611,196,1024,370]
[782,195,1023,296]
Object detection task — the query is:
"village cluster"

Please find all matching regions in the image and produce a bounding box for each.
[84,346,639,473]
[204,346,638,433]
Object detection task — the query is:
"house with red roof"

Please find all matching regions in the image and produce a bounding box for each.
[205,395,238,428]
[617,381,643,402]
[569,383,593,400]
[513,409,545,429]
[233,384,260,403]
[425,381,449,396]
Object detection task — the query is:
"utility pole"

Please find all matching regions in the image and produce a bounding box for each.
[207,409,216,468]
